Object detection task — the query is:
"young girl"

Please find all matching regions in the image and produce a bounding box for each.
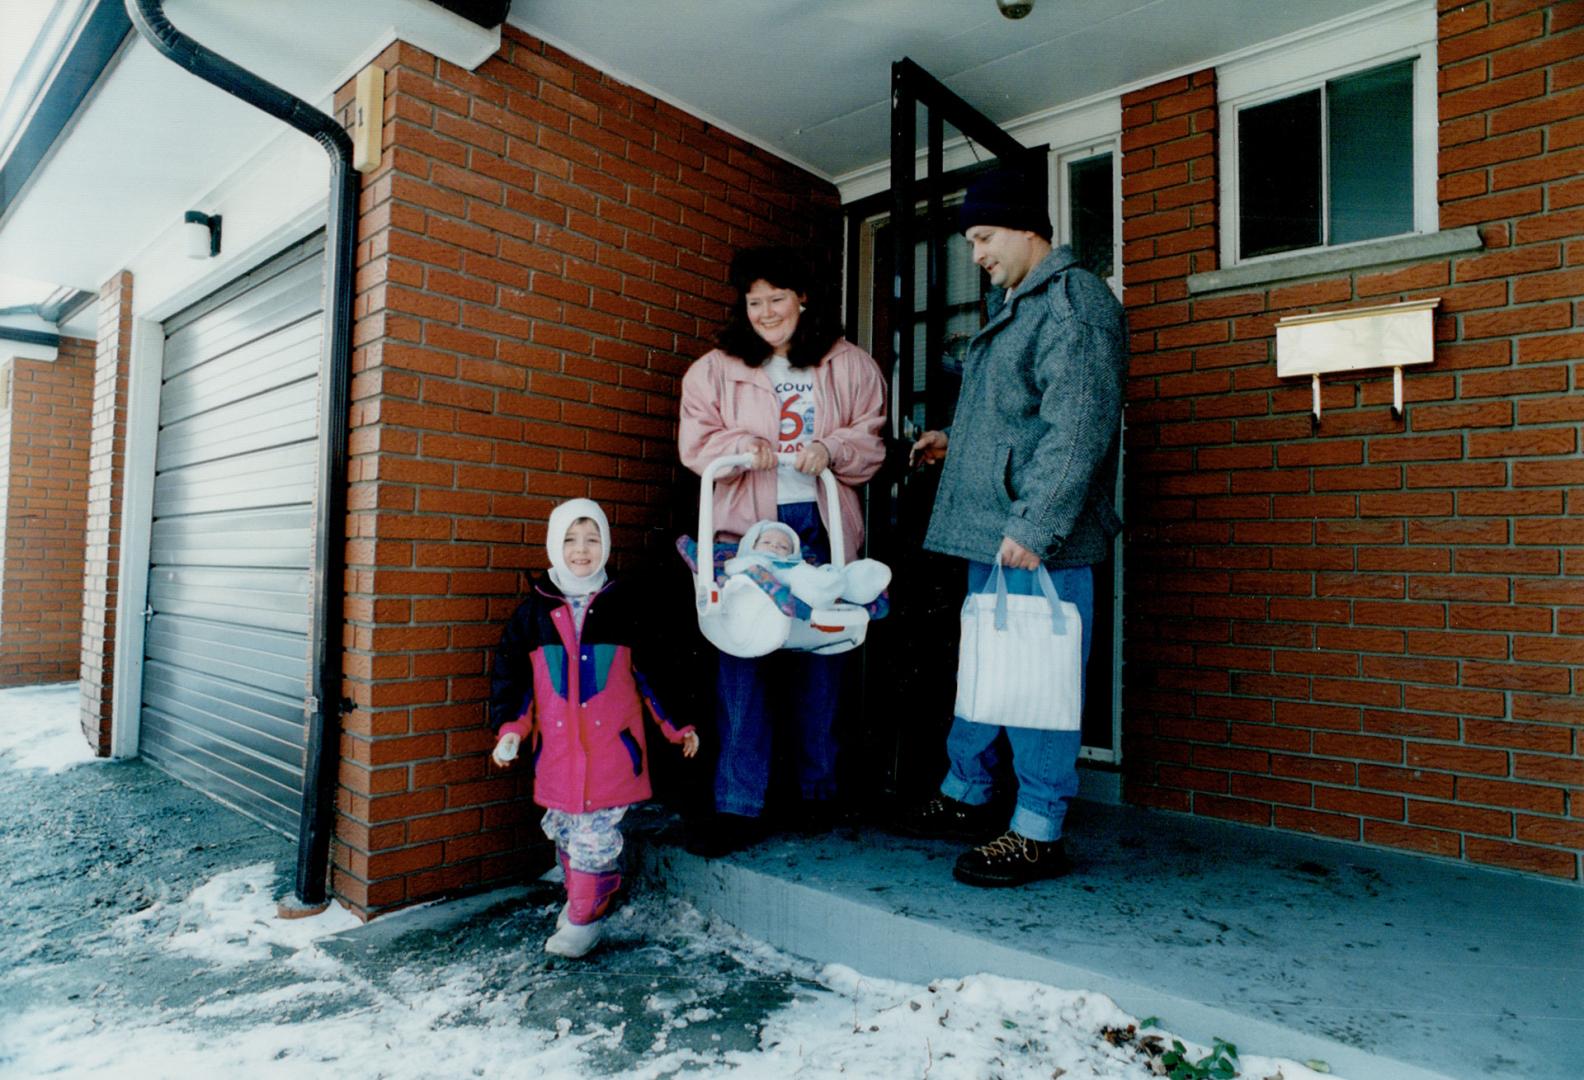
[489,498,699,958]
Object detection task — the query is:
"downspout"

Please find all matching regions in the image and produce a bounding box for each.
[125,0,355,909]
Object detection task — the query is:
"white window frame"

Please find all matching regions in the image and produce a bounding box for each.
[1217,1,1437,269]
[1053,139,1122,300]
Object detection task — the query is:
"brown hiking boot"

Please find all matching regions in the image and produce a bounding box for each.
[952,831,1071,887]
[892,795,1002,844]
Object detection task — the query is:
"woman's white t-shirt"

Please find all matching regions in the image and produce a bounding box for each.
[764,354,818,505]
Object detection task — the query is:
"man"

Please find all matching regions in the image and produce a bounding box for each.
[901,166,1127,887]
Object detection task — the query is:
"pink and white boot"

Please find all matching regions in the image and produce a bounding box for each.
[544,862,620,958]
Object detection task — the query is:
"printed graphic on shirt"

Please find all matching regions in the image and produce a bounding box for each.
[774,372,815,456]
[765,355,818,505]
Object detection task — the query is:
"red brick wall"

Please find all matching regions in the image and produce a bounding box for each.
[332,28,841,915]
[0,338,94,686]
[78,274,133,756]
[1120,2,1582,881]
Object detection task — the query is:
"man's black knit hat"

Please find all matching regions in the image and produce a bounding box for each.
[957,166,1052,240]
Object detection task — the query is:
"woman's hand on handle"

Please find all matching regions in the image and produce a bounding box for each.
[794,441,831,475]
[746,439,776,471]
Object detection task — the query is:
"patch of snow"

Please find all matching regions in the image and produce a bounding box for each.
[115,863,361,967]
[0,686,1350,1080]
[0,682,96,773]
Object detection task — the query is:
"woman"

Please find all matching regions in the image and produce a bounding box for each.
[678,246,887,856]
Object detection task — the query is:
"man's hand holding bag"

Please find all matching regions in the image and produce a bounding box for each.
[954,560,1083,731]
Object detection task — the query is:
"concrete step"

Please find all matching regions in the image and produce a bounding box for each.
[639,800,1582,1080]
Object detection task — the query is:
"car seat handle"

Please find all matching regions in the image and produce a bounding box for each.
[696,452,847,602]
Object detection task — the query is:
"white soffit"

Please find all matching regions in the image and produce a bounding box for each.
[511,0,1401,181]
[0,0,497,292]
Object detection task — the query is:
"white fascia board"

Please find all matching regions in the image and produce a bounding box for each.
[0,338,59,362]
[129,129,329,324]
[834,0,1431,206]
[318,5,502,110]
[833,79,1127,204]
[0,312,57,337]
[1217,0,1434,104]
[836,93,1121,205]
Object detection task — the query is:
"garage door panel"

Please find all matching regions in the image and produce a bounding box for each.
[155,379,318,472]
[151,442,316,518]
[158,317,320,425]
[147,568,311,636]
[150,507,312,570]
[141,231,323,839]
[141,662,305,766]
[144,616,307,699]
[139,723,299,835]
[162,253,325,377]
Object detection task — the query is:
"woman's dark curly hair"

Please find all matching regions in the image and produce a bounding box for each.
[717,246,840,369]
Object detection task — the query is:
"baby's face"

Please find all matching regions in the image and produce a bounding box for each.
[754,530,794,558]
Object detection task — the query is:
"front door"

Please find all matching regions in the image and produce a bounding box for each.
[850,61,1121,803]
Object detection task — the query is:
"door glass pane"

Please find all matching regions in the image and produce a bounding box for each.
[1068,153,1114,281]
[1238,89,1322,258]
[1329,60,1414,245]
[873,219,983,436]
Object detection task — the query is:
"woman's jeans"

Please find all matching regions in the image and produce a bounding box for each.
[713,500,844,818]
[940,561,1094,843]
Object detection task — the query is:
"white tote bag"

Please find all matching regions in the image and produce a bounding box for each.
[955,561,1083,731]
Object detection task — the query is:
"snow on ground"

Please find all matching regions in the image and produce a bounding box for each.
[0,683,1343,1080]
[113,862,363,967]
[0,682,96,773]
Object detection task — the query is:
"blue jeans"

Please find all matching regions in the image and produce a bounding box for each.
[940,561,1094,842]
[713,501,843,818]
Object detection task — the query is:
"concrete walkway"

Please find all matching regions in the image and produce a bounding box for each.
[639,799,1582,1080]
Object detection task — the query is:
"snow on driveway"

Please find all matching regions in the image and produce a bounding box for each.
[0,682,95,773]
[1,683,1341,1079]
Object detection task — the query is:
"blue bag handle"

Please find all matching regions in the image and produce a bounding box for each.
[990,557,1067,634]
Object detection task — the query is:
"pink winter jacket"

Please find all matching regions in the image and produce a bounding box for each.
[494,580,695,814]
[679,339,887,563]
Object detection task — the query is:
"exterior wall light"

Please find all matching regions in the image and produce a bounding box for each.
[183,211,222,259]
[997,0,1033,18]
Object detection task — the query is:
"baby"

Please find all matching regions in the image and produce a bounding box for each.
[722,520,890,609]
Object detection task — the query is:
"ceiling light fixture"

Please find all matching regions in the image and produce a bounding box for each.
[996,0,1034,18]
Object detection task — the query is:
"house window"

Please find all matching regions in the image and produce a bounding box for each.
[1067,152,1115,284]
[1057,144,1119,296]
[1235,59,1415,260]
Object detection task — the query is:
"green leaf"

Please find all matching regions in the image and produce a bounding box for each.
[1139,1016,1160,1029]
[1001,1018,1018,1029]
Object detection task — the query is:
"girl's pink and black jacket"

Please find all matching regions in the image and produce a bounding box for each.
[488,574,694,814]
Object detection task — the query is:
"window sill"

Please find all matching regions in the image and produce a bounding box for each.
[1186,227,1484,295]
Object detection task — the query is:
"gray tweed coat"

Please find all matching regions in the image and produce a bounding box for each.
[923,246,1127,568]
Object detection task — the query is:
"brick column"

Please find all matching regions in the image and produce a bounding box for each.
[78,273,133,756]
[0,337,94,686]
[329,32,841,916]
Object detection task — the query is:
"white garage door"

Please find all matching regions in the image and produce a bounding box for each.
[139,233,325,836]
